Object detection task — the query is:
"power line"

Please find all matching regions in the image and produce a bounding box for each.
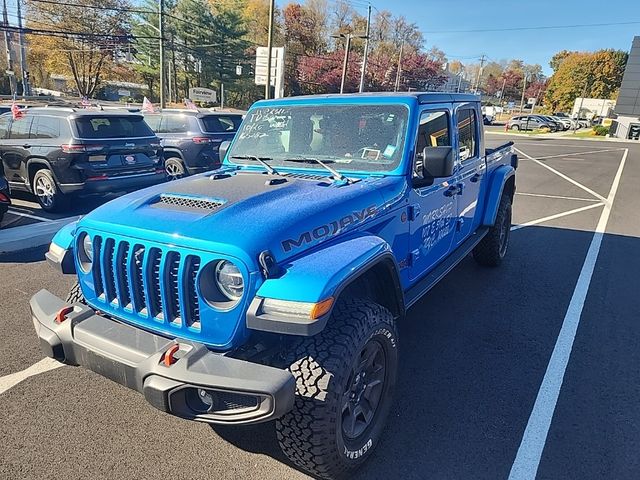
[427,20,640,34]
[28,0,154,15]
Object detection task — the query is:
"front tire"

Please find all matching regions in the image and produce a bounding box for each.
[32,168,69,212]
[276,299,398,479]
[65,282,86,304]
[510,124,520,131]
[473,194,512,267]
[165,157,186,180]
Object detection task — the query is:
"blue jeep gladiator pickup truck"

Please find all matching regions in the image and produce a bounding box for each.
[31,92,516,479]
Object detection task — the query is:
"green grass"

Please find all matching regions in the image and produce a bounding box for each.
[563,131,606,139]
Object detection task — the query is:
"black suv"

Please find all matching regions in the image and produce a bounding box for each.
[0,108,165,212]
[143,110,242,179]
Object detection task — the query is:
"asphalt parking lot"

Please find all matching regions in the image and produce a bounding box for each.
[1,135,639,479]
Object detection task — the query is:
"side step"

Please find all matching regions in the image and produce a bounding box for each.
[405,227,489,309]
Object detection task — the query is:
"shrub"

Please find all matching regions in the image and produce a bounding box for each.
[593,125,609,136]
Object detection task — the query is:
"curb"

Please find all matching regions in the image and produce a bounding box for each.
[0,216,80,254]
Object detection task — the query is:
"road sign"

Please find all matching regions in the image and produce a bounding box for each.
[117,89,131,97]
[188,87,217,103]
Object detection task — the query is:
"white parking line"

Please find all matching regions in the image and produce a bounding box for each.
[0,357,65,395]
[514,142,625,149]
[510,203,604,231]
[7,208,52,223]
[508,148,628,480]
[516,192,600,202]
[514,148,608,204]
[534,148,625,161]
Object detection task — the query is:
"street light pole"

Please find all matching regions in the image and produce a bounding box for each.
[358,4,371,93]
[158,0,165,108]
[519,73,528,114]
[16,0,28,96]
[265,0,275,100]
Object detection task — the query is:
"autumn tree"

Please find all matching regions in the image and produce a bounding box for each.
[544,49,628,112]
[27,0,134,97]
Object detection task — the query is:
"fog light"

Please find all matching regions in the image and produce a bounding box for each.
[198,389,215,409]
[184,387,218,414]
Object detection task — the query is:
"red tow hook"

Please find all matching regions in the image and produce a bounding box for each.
[163,344,180,367]
[55,305,75,324]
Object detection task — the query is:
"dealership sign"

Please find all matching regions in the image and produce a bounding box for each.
[188,87,217,103]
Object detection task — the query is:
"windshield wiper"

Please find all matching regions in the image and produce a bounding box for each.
[284,157,348,183]
[230,155,279,175]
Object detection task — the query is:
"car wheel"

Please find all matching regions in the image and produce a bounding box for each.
[473,194,512,267]
[32,168,69,212]
[510,124,520,131]
[165,157,186,180]
[276,298,399,479]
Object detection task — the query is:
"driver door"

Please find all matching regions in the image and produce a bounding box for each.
[408,107,458,282]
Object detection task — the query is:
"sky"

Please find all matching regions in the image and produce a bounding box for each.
[345,0,639,75]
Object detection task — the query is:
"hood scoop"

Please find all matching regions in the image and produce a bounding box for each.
[153,193,225,211]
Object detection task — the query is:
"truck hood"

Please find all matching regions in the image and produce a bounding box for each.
[80,169,398,269]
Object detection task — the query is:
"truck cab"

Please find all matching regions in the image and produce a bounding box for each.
[31,92,516,479]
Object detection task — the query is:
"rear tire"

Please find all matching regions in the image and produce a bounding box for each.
[510,124,520,131]
[276,299,398,479]
[473,194,512,267]
[165,157,186,180]
[65,282,86,304]
[32,168,69,212]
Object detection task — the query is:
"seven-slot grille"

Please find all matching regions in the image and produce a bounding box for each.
[91,235,202,330]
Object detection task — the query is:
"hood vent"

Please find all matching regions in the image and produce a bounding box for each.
[155,193,224,211]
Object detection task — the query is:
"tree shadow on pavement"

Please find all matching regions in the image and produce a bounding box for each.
[211,225,638,479]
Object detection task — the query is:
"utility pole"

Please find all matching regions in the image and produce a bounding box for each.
[519,73,528,113]
[16,0,28,96]
[2,0,16,97]
[573,78,589,133]
[358,3,371,93]
[340,34,352,94]
[265,0,275,100]
[473,54,486,93]
[158,0,165,108]
[394,40,405,92]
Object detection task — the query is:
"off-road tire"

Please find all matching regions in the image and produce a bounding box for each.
[65,282,86,304]
[32,168,69,212]
[276,299,399,480]
[473,194,512,267]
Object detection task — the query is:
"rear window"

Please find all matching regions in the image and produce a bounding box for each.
[74,116,154,138]
[200,114,242,133]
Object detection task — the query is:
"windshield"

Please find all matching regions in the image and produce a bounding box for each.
[228,104,409,173]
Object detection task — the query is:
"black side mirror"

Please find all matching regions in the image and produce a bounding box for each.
[415,146,454,181]
[218,140,231,161]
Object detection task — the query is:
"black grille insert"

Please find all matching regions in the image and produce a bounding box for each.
[156,194,223,211]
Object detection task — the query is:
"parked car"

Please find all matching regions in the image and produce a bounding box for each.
[143,110,243,179]
[535,115,564,131]
[549,115,572,130]
[0,108,165,212]
[0,164,10,226]
[34,92,517,479]
[507,115,556,132]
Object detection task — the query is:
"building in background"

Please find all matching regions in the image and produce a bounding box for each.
[571,98,616,119]
[613,36,640,140]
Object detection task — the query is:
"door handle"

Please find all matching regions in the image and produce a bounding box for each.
[444,185,460,197]
[22,144,31,148]
[470,173,482,183]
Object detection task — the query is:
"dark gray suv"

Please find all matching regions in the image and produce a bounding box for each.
[0,108,165,212]
[144,110,243,179]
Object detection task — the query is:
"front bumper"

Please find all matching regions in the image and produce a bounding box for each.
[30,289,295,425]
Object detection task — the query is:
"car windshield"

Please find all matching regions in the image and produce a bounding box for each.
[227,104,409,173]
[74,115,154,138]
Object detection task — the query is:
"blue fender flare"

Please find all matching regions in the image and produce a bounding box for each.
[45,221,78,274]
[481,165,515,227]
[247,234,404,336]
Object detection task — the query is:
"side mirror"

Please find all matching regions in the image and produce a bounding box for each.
[415,146,454,181]
[218,140,231,161]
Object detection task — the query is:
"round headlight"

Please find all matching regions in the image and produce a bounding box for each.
[78,233,93,273]
[215,261,244,300]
